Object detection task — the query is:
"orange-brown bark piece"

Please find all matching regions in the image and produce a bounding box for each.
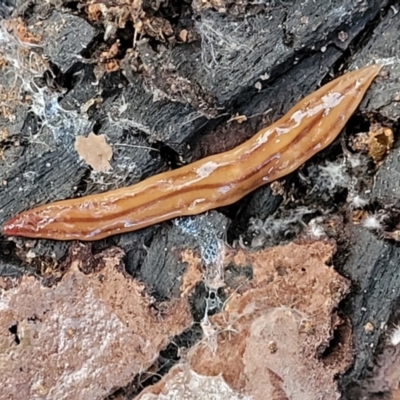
[0,247,192,399]
[138,241,351,400]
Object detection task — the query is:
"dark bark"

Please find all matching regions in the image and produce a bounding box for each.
[1,0,399,398]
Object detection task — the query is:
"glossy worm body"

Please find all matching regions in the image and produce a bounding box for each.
[3,64,381,241]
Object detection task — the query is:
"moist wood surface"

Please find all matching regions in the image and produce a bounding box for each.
[1,1,399,398]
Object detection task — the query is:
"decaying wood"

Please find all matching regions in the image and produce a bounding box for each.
[0,0,399,399]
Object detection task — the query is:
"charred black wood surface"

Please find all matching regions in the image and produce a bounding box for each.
[1,1,399,398]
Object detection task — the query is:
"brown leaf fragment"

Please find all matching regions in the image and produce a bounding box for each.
[350,124,394,164]
[179,29,188,42]
[74,132,113,172]
[15,18,42,45]
[142,16,173,40]
[366,124,394,163]
[228,113,248,124]
[100,40,120,60]
[193,0,229,13]
[383,230,400,242]
[87,4,103,23]
[180,249,203,296]
[352,209,366,224]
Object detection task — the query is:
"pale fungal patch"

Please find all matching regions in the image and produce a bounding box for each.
[318,160,349,191]
[390,324,400,346]
[347,153,363,168]
[308,218,325,238]
[195,161,218,178]
[249,206,315,247]
[373,56,399,66]
[362,214,382,230]
[350,195,368,208]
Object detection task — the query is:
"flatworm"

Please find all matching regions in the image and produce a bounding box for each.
[3,64,381,241]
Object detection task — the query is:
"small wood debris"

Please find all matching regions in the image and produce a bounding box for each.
[74,132,113,172]
[365,124,394,163]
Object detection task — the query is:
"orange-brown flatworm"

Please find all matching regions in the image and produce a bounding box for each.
[3,64,381,241]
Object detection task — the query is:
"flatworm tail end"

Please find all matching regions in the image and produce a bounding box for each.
[3,216,18,236]
[3,211,49,239]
